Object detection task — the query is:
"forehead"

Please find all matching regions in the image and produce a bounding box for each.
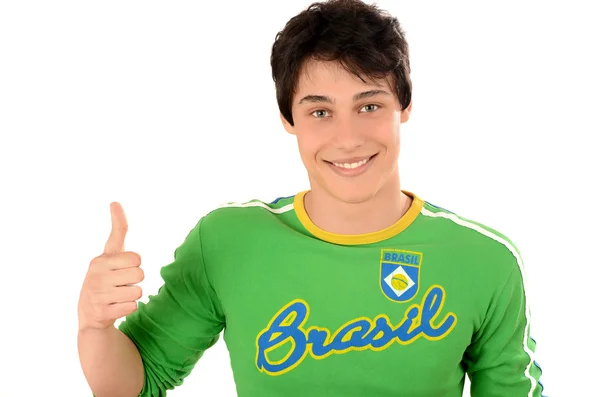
[295,59,393,97]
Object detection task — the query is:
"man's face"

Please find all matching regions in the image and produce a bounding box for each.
[281,60,411,204]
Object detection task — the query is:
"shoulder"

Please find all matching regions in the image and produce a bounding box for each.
[418,198,524,275]
[200,193,297,233]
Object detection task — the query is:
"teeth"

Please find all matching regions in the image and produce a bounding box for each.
[333,158,369,169]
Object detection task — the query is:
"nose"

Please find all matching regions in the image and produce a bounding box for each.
[331,117,366,151]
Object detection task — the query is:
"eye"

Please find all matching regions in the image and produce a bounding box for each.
[311,109,330,118]
[360,104,379,113]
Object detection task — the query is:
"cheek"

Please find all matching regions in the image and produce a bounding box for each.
[372,122,400,147]
[295,121,326,157]
[381,111,402,144]
[296,133,322,165]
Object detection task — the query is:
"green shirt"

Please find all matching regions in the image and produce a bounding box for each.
[119,191,545,396]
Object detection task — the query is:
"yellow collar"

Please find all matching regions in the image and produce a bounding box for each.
[293,190,423,245]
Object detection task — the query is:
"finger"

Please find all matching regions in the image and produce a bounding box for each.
[111,267,145,286]
[108,285,143,304]
[107,251,141,270]
[91,251,141,271]
[104,202,128,255]
[103,302,138,320]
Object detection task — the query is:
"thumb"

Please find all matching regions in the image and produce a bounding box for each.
[104,202,128,255]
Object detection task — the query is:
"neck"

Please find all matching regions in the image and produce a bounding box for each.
[304,178,412,235]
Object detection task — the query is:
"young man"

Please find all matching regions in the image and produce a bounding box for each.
[78,0,545,396]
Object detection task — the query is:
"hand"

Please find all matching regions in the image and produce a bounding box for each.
[78,202,145,331]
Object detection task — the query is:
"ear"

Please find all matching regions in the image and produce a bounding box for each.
[280,113,296,135]
[400,101,412,123]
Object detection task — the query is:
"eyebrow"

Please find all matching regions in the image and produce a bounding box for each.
[297,89,391,105]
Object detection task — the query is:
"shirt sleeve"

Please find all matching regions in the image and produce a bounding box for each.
[463,259,545,397]
[117,217,225,397]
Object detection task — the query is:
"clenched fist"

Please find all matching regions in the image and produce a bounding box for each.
[78,202,145,331]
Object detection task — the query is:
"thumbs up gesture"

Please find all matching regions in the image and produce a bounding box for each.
[78,202,145,331]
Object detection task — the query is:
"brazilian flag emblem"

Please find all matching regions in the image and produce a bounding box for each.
[379,249,422,303]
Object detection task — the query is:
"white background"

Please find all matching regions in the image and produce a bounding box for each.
[1,1,598,396]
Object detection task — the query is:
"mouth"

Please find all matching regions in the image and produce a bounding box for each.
[324,154,378,175]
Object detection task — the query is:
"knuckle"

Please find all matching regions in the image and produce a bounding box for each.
[86,273,104,291]
[89,256,103,268]
[90,287,107,304]
[86,276,98,291]
[96,272,111,289]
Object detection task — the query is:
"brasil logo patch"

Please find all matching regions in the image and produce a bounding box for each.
[380,249,422,303]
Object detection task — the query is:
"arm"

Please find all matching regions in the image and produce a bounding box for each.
[119,218,225,396]
[78,326,144,397]
[463,262,545,397]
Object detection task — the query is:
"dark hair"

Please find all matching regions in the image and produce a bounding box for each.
[270,0,412,126]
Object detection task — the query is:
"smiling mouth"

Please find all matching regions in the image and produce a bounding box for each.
[325,154,378,170]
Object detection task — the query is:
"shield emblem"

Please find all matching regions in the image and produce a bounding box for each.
[380,249,422,303]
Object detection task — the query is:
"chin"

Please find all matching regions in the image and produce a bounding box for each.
[324,183,380,205]
[307,158,397,205]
